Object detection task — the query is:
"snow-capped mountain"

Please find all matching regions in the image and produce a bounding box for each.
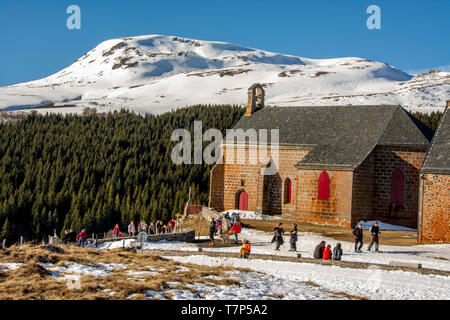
[0,34,448,115]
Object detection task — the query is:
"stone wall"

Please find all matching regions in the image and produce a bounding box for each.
[146,229,195,242]
[370,146,426,228]
[210,145,310,217]
[352,153,375,226]
[296,169,353,227]
[419,173,450,243]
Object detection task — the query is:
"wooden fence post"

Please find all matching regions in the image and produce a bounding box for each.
[20,236,23,246]
[1,239,5,249]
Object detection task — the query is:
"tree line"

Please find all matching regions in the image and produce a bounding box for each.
[0,105,244,242]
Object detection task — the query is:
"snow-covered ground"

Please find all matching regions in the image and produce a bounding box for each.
[79,220,450,300]
[221,210,282,220]
[166,255,450,300]
[92,225,450,272]
[1,35,448,115]
[2,223,449,299]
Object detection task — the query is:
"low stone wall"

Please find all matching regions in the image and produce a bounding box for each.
[146,229,195,242]
[97,229,196,245]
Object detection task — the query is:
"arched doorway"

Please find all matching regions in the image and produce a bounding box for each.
[236,190,248,211]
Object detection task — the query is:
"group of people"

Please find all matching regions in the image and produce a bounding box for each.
[209,212,241,246]
[272,222,298,252]
[127,219,178,237]
[271,221,382,260]
[62,228,88,247]
[313,241,343,260]
[353,222,381,253]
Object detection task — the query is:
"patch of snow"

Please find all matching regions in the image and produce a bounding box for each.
[222,210,282,220]
[0,263,23,271]
[175,266,190,273]
[146,290,167,300]
[48,262,111,277]
[357,220,417,231]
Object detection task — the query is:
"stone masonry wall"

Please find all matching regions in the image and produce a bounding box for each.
[419,173,450,243]
[370,146,426,229]
[296,169,353,227]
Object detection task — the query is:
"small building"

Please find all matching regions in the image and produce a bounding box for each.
[209,84,433,228]
[418,102,450,243]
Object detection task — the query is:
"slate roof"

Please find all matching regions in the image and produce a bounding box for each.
[421,107,450,174]
[233,105,432,169]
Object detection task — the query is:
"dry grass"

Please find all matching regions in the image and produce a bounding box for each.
[0,244,242,300]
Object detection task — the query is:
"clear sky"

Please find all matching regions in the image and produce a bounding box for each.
[0,0,449,86]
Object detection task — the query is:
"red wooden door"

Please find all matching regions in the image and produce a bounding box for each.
[238,190,248,211]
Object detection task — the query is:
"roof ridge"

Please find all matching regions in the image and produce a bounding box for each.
[353,105,399,170]
[421,106,449,172]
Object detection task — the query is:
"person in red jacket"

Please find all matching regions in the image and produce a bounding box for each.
[168,219,176,233]
[229,214,241,244]
[322,244,332,260]
[76,229,87,247]
[113,224,120,239]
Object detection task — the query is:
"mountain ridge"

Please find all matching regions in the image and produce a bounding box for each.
[1,34,448,114]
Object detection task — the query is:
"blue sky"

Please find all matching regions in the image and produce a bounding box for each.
[0,0,449,86]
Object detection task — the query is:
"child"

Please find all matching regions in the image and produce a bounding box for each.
[240,240,251,259]
[322,244,332,260]
[332,243,343,261]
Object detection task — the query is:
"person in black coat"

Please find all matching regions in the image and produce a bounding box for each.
[313,241,326,259]
[289,223,298,252]
[272,223,284,251]
[332,243,343,261]
[367,222,381,252]
[62,229,76,243]
[353,224,364,253]
[209,218,216,246]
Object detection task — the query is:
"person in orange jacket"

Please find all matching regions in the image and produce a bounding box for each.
[323,244,332,260]
[240,240,251,259]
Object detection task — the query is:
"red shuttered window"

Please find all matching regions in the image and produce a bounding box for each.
[318,171,330,201]
[284,178,292,204]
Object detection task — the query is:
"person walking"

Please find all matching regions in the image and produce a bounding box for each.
[128,221,136,237]
[367,222,381,252]
[332,243,343,261]
[215,217,223,237]
[113,224,120,239]
[76,229,87,247]
[209,218,216,246]
[313,241,326,259]
[353,224,364,253]
[272,223,284,251]
[229,214,242,244]
[289,223,298,252]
